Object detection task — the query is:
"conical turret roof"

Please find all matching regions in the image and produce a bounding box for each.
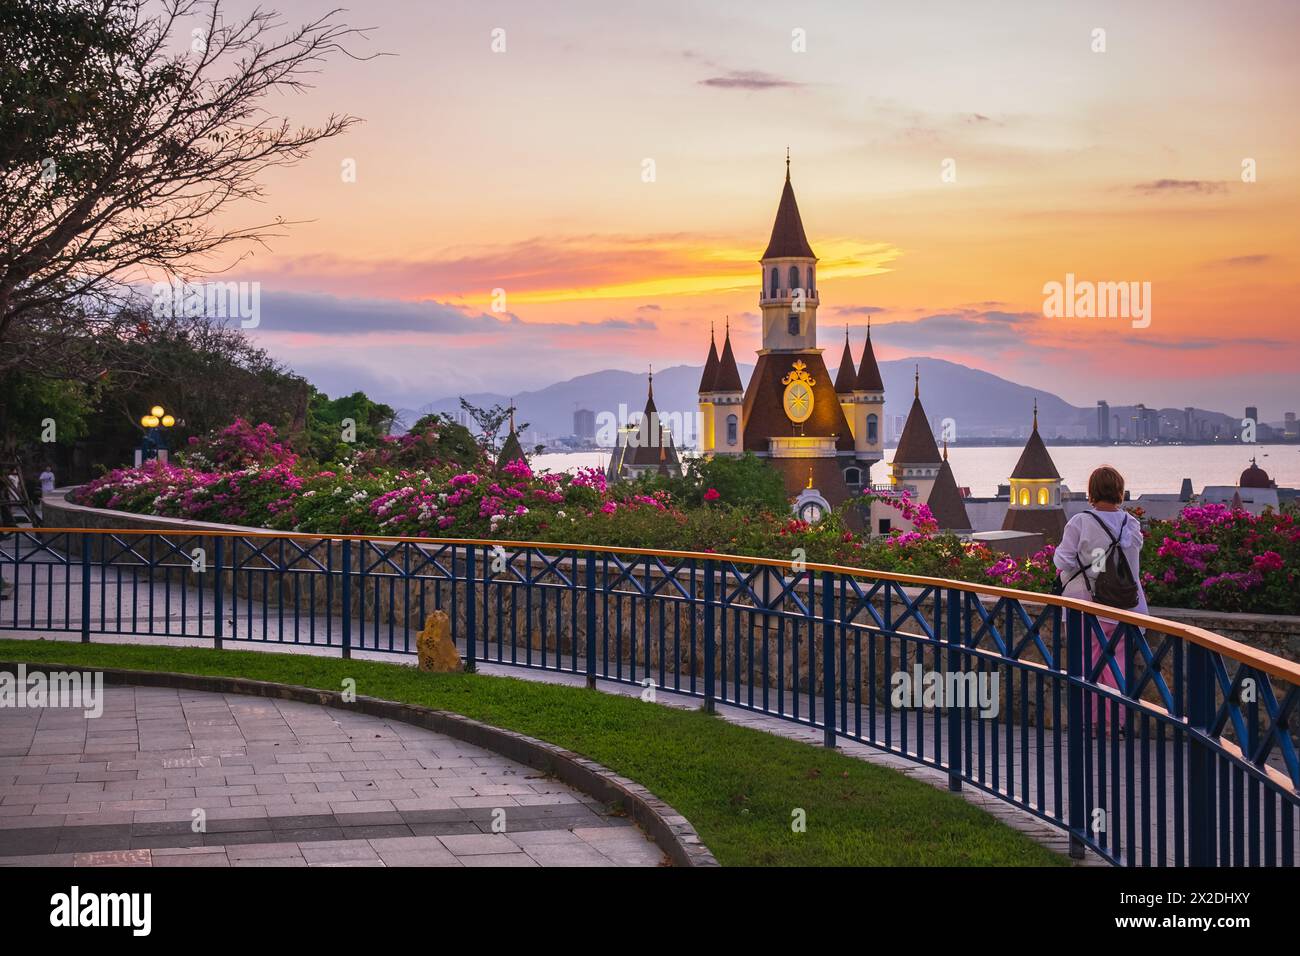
[1010,402,1061,480]
[856,319,884,391]
[713,324,743,393]
[833,330,857,394]
[892,368,941,465]
[761,164,815,260]
[698,328,720,394]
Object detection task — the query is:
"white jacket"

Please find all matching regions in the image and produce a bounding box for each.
[1053,508,1148,616]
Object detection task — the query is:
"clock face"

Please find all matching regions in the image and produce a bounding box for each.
[783,380,814,423]
[799,501,825,523]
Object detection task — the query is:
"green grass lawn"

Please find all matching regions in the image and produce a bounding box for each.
[0,637,1067,868]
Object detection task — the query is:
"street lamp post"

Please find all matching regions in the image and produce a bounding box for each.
[136,405,176,466]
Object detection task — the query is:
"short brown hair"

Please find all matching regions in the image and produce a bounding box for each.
[1088,465,1125,505]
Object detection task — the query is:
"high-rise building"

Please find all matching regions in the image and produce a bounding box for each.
[1245,406,1259,424]
[1184,407,1194,438]
[1097,400,1110,440]
[1285,412,1297,439]
[572,408,596,441]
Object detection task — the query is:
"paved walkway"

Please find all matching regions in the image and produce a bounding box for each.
[0,685,664,867]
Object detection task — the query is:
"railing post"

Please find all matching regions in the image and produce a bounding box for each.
[945,587,962,790]
[80,534,91,643]
[340,538,352,660]
[464,545,477,673]
[820,570,836,749]
[213,537,224,650]
[584,552,597,689]
[703,558,716,714]
[1187,641,1215,866]
[1066,607,1086,859]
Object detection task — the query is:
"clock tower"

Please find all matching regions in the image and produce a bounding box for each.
[745,156,865,511]
[695,157,882,519]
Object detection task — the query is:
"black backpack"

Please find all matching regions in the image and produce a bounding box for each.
[1070,512,1140,609]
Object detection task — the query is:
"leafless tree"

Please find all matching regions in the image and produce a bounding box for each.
[0,0,374,377]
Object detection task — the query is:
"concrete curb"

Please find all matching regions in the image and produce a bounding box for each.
[0,660,719,868]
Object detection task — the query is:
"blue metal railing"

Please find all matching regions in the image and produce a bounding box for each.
[2,526,1297,867]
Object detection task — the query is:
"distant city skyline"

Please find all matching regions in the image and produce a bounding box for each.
[182,0,1299,417]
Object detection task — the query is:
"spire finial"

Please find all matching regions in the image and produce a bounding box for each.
[867,315,871,338]
[943,439,949,461]
[845,323,849,343]
[648,364,653,400]
[914,364,919,399]
[1033,398,1038,431]
[710,318,715,343]
[785,147,791,181]
[724,314,730,337]
[508,400,515,434]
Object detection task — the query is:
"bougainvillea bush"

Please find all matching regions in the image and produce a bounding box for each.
[67,421,1293,613]
[1141,503,1299,614]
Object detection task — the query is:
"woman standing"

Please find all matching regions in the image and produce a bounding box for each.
[1053,465,1147,725]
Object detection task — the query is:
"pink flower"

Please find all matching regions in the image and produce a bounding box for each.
[1253,550,1284,573]
[703,487,720,502]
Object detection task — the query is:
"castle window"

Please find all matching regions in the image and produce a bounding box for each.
[808,265,815,294]
[878,518,892,535]
[789,265,800,290]
[787,314,799,336]
[1019,488,1030,506]
[1038,487,1050,506]
[866,414,878,443]
[844,467,861,485]
[726,414,738,445]
[770,268,779,298]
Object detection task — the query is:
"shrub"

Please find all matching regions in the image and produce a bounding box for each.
[1142,502,1298,614]
[66,423,1297,615]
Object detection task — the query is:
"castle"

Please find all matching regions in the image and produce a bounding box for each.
[695,158,885,522]
[609,158,1077,540]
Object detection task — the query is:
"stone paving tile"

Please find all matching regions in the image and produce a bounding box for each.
[523,843,618,867]
[460,852,539,867]
[0,684,663,867]
[437,833,522,857]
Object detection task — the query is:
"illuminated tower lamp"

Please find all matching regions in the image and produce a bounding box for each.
[136,405,176,466]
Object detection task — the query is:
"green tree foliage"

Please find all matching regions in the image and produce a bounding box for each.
[666,453,790,511]
[306,389,396,464]
[0,374,96,455]
[458,398,529,457]
[87,314,310,459]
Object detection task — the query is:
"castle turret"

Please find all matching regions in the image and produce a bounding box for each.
[1002,400,1066,543]
[853,317,885,483]
[834,326,858,431]
[758,151,819,352]
[709,320,744,455]
[608,369,682,481]
[884,371,970,533]
[697,324,720,452]
[890,367,943,504]
[929,442,972,533]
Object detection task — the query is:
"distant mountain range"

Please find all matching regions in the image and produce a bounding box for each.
[398,357,1243,444]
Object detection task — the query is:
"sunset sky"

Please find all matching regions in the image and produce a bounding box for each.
[204,0,1299,419]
